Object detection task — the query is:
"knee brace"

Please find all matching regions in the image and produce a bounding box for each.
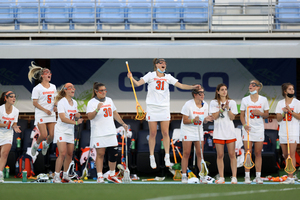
[107,146,118,162]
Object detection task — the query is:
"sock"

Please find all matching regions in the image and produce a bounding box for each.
[0,171,3,177]
[110,170,115,176]
[245,172,250,178]
[54,172,60,177]
[150,155,155,159]
[165,153,170,159]
[63,171,68,178]
[256,172,261,178]
[33,142,39,148]
[97,172,103,178]
[44,141,50,148]
[181,173,187,177]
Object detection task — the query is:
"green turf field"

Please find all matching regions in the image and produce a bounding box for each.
[1,179,300,200]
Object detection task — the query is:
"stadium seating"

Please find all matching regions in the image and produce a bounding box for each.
[71,0,97,30]
[126,0,152,30]
[0,0,15,24]
[16,0,42,30]
[182,0,209,30]
[275,0,300,29]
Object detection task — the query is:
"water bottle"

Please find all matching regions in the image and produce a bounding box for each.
[17,137,21,149]
[22,170,27,182]
[131,139,135,150]
[276,139,280,150]
[5,166,9,178]
[160,139,164,150]
[75,139,79,150]
[208,138,213,147]
[128,124,131,132]
[90,160,95,169]
[15,161,19,176]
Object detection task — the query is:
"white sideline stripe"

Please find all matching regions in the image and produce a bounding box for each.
[145,188,299,200]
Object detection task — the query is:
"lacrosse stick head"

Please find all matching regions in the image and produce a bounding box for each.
[135,104,145,120]
[199,163,209,177]
[81,168,88,180]
[285,157,296,174]
[122,168,131,183]
[243,151,255,169]
[173,170,182,181]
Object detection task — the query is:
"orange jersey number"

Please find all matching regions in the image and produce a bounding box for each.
[69,113,76,120]
[103,108,112,117]
[156,80,165,90]
[4,121,12,129]
[250,110,260,119]
[47,95,52,104]
[283,112,292,122]
[194,121,202,125]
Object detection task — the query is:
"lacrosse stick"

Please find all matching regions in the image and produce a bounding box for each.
[171,139,182,180]
[198,124,209,177]
[243,106,255,169]
[67,160,78,179]
[121,134,125,166]
[81,147,92,179]
[174,146,197,178]
[122,130,131,183]
[142,177,165,181]
[284,113,296,174]
[125,61,145,120]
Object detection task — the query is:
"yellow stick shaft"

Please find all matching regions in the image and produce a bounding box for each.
[285,113,290,156]
[247,106,250,149]
[126,62,138,104]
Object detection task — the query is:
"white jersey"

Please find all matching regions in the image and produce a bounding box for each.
[86,97,117,137]
[275,98,300,138]
[0,105,19,138]
[180,99,209,140]
[31,83,57,119]
[55,97,78,135]
[141,71,178,107]
[240,95,269,139]
[209,99,238,140]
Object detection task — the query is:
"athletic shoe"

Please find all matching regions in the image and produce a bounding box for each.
[164,156,171,167]
[42,141,49,156]
[244,177,251,184]
[280,177,295,184]
[215,177,225,184]
[31,144,38,156]
[107,175,122,183]
[181,176,188,184]
[0,173,4,183]
[52,175,61,183]
[231,177,238,184]
[150,156,157,169]
[200,176,208,184]
[97,176,105,183]
[62,175,74,183]
[293,174,298,181]
[255,177,263,184]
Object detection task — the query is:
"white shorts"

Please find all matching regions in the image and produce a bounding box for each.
[0,135,13,146]
[35,115,56,125]
[90,135,118,148]
[181,134,204,142]
[54,132,74,144]
[146,105,170,122]
[242,130,264,142]
[279,136,299,144]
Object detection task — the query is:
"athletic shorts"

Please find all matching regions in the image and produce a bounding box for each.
[181,134,203,142]
[54,131,74,144]
[0,135,13,146]
[146,105,170,122]
[279,136,299,144]
[213,138,236,144]
[35,115,56,125]
[90,135,118,148]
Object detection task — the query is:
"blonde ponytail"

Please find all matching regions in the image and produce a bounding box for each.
[55,85,67,104]
[28,61,43,83]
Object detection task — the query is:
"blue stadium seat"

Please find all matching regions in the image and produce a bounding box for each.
[43,0,72,30]
[72,0,96,26]
[182,0,209,29]
[0,1,15,24]
[153,0,182,30]
[16,0,42,26]
[275,0,300,29]
[127,0,152,29]
[98,0,126,30]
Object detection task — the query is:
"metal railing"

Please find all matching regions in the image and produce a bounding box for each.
[0,0,299,33]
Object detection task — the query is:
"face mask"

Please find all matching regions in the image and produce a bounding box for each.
[95,96,106,102]
[250,90,257,95]
[157,68,165,73]
[287,93,294,98]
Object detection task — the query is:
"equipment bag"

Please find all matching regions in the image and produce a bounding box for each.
[15,154,35,178]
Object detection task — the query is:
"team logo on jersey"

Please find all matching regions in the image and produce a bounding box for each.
[148,116,150,120]
[40,118,43,122]
[184,136,187,140]
[97,142,99,146]
[59,137,62,140]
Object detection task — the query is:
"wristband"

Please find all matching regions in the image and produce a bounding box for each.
[243,124,246,128]
[220,108,224,113]
[95,109,99,113]
[54,105,57,107]
[228,108,231,111]
[75,121,78,125]
[191,119,194,124]
[282,112,285,117]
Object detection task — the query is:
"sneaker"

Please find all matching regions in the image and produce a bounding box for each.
[215,177,225,184]
[280,177,295,184]
[164,156,171,167]
[244,177,251,184]
[293,174,298,181]
[231,177,238,184]
[0,173,4,183]
[42,141,49,156]
[150,156,157,169]
[62,175,74,183]
[200,176,208,184]
[97,176,105,183]
[52,175,61,183]
[107,175,122,183]
[181,176,188,184]
[31,145,38,156]
[255,177,263,184]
